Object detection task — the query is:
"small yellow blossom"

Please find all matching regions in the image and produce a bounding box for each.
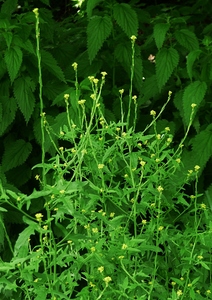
[197,255,203,260]
[180,277,184,281]
[168,91,172,96]
[155,158,160,163]
[101,71,107,78]
[34,278,39,282]
[103,276,112,285]
[119,255,124,259]
[132,95,137,103]
[124,174,128,178]
[72,123,76,128]
[60,190,65,194]
[90,281,96,287]
[122,132,127,137]
[60,131,65,136]
[98,266,104,273]
[43,225,48,230]
[81,149,87,154]
[188,283,192,287]
[90,94,96,100]
[131,35,137,42]
[196,290,200,294]
[72,62,78,71]
[64,94,69,101]
[165,127,170,132]
[67,240,72,244]
[157,186,164,193]
[122,243,128,250]
[93,78,99,84]
[119,89,124,95]
[35,175,40,180]
[150,203,156,207]
[200,203,206,210]
[59,147,64,151]
[188,170,193,175]
[110,212,115,218]
[140,160,146,167]
[33,8,39,16]
[206,290,211,295]
[35,213,43,222]
[92,228,98,233]
[158,226,164,231]
[194,165,200,172]
[78,99,86,105]
[150,110,156,116]
[88,76,95,82]
[177,289,183,296]
[84,224,90,229]
[167,137,172,143]
[191,103,197,108]
[98,164,104,169]
[90,247,96,252]
[176,158,181,163]
[156,134,161,140]
[142,220,147,225]
[171,281,176,286]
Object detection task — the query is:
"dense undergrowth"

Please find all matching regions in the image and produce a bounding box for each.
[1,0,212,299]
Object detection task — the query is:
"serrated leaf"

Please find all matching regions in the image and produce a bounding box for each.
[141,75,159,102]
[86,0,103,18]
[182,81,207,127]
[113,3,138,37]
[186,50,202,80]
[190,125,212,170]
[154,23,170,49]
[175,29,199,51]
[2,31,13,48]
[0,97,17,136]
[13,77,35,122]
[87,15,112,63]
[2,139,32,172]
[41,50,66,82]
[4,46,23,83]
[156,48,179,91]
[114,42,132,66]
[1,0,18,16]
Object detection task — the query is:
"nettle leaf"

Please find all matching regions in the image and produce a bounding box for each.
[86,0,103,18]
[0,97,17,136]
[174,29,199,51]
[156,48,179,91]
[186,50,202,81]
[113,3,138,37]
[2,139,32,172]
[182,81,207,127]
[154,23,170,49]
[87,15,112,63]
[1,0,18,16]
[4,46,23,83]
[41,50,66,82]
[114,42,132,67]
[191,125,212,171]
[13,77,35,122]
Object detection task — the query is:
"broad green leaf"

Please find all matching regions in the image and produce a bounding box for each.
[186,50,202,81]
[182,81,207,127]
[40,0,50,5]
[141,75,159,102]
[41,50,66,82]
[154,23,170,49]
[156,48,179,91]
[114,42,132,67]
[86,0,103,18]
[87,15,112,63]
[2,31,13,48]
[113,3,138,37]
[4,46,23,83]
[0,97,17,136]
[13,76,35,122]
[191,125,212,170]
[1,0,18,16]
[2,139,32,172]
[174,29,199,51]
[14,224,38,257]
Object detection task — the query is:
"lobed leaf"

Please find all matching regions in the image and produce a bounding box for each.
[174,29,199,51]
[154,23,170,49]
[4,46,23,83]
[2,139,32,172]
[156,47,179,91]
[87,15,112,63]
[113,3,138,38]
[182,81,207,127]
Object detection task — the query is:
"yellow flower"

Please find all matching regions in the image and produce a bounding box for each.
[122,243,128,250]
[200,203,206,210]
[93,78,99,84]
[194,165,200,172]
[103,276,112,285]
[90,247,96,252]
[98,164,104,169]
[101,71,107,78]
[92,228,98,233]
[110,212,115,218]
[119,255,124,259]
[72,62,78,71]
[165,127,170,132]
[171,281,176,286]
[177,289,183,296]
[191,103,197,108]
[156,134,161,140]
[33,8,39,16]
[35,213,43,222]
[150,110,156,116]
[142,220,147,225]
[197,255,203,260]
[98,266,104,273]
[176,158,181,163]
[78,99,86,105]
[168,91,172,96]
[64,94,69,101]
[119,89,124,95]
[157,186,164,193]
[206,290,211,295]
[158,226,164,231]
[130,35,137,42]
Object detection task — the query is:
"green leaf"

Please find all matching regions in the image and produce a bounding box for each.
[186,50,202,81]
[41,50,66,82]
[0,97,17,136]
[156,48,179,91]
[182,81,207,127]
[141,75,159,102]
[87,15,112,63]
[2,139,32,172]
[113,3,138,37]
[86,0,103,18]
[114,42,132,67]
[1,0,18,16]
[13,76,35,122]
[174,29,199,51]
[14,224,38,257]
[4,46,23,83]
[190,125,212,171]
[154,23,170,49]
[2,31,13,48]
